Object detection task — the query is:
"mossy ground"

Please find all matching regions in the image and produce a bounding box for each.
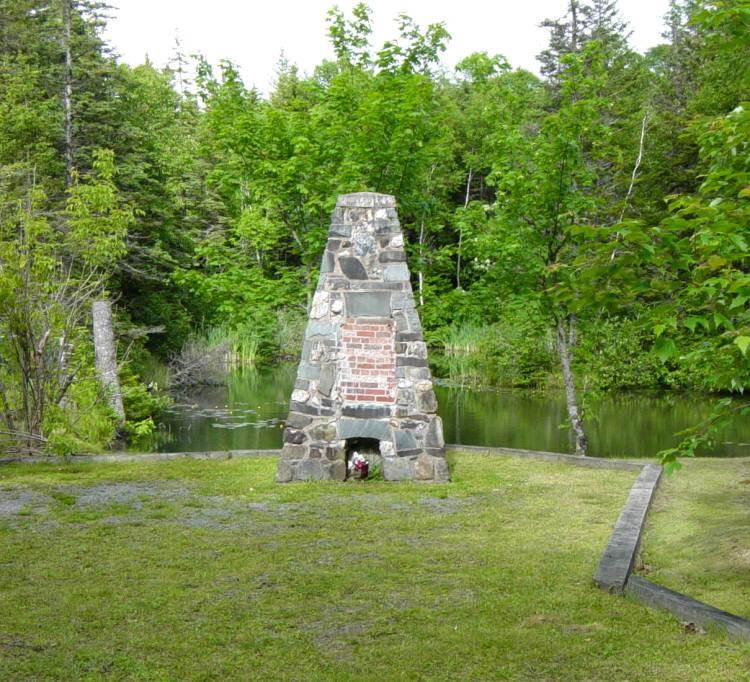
[639,457,750,620]
[1,453,748,680]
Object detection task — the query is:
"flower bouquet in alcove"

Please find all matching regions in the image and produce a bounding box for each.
[348,452,369,480]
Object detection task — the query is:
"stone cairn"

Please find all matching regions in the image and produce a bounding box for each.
[276,192,448,482]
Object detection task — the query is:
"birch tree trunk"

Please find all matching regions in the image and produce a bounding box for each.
[417,215,425,306]
[555,315,588,456]
[456,167,472,291]
[92,300,125,423]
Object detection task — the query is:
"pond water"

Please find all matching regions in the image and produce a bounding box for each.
[153,363,750,458]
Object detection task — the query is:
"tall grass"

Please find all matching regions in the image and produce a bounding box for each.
[430,319,556,389]
[169,323,262,388]
[274,308,306,360]
[207,323,262,369]
[436,323,488,387]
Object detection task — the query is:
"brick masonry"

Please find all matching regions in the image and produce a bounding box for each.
[338,321,396,403]
[276,192,448,483]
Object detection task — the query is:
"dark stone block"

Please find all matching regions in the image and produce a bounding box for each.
[296,459,330,481]
[327,278,351,290]
[397,449,422,458]
[382,456,411,480]
[319,364,336,396]
[396,389,414,405]
[342,404,391,419]
[275,459,293,482]
[425,417,444,447]
[338,192,396,208]
[325,446,346,462]
[394,429,417,451]
[330,223,351,237]
[396,332,422,342]
[310,422,337,441]
[339,418,391,441]
[320,251,334,274]
[290,401,334,417]
[374,219,399,234]
[393,310,408,331]
[327,239,341,250]
[294,379,310,390]
[350,316,392,325]
[349,281,405,291]
[345,291,391,317]
[416,389,438,413]
[298,362,321,380]
[379,250,406,263]
[396,356,428,368]
[306,322,335,339]
[285,412,313,429]
[339,256,368,280]
[281,444,308,459]
[330,460,347,480]
[283,428,307,445]
[383,263,410,281]
[300,341,312,361]
[405,367,430,380]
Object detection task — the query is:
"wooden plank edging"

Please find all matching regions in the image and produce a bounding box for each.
[625,576,750,641]
[593,463,662,592]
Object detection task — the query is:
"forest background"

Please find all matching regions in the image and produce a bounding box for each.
[0,0,747,463]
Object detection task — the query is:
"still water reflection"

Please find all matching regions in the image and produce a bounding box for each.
[154,364,750,458]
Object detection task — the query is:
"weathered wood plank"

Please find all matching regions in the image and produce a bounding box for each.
[594,463,662,593]
[626,576,750,641]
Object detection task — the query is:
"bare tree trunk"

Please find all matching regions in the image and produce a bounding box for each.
[92,300,125,423]
[555,315,588,456]
[619,111,648,222]
[62,0,74,187]
[417,215,425,306]
[456,167,472,291]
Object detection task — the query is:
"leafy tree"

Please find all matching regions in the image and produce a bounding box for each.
[0,150,132,453]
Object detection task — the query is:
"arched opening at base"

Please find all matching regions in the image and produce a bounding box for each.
[345,437,381,480]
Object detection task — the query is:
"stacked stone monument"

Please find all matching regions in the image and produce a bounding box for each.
[276,192,448,482]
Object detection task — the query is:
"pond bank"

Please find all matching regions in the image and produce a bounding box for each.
[149,365,750,458]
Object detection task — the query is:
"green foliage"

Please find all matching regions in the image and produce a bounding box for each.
[1,0,747,458]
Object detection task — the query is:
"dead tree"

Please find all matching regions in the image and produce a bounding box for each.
[92,300,125,423]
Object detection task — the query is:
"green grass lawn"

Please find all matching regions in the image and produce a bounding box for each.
[639,457,750,620]
[1,453,748,680]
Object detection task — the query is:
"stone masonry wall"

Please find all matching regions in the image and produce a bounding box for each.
[275,192,448,483]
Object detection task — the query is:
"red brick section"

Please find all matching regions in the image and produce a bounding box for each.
[338,320,396,403]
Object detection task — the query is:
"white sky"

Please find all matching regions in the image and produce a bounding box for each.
[104,1,671,92]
